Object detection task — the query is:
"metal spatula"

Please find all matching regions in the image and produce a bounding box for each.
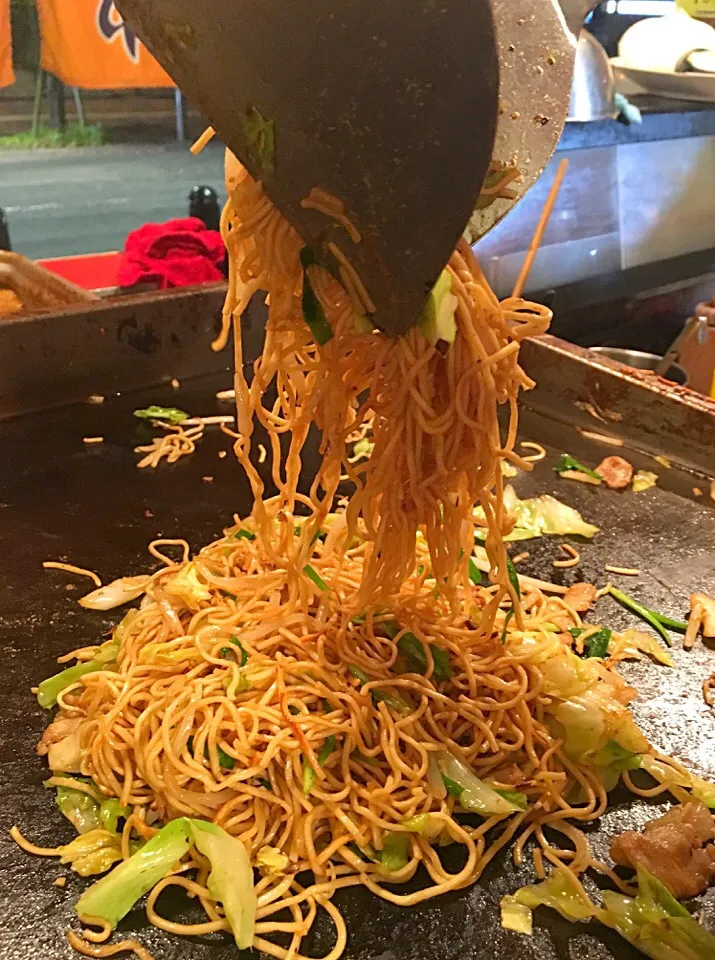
[116,0,595,336]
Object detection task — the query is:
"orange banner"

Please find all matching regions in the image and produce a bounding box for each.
[0,0,15,89]
[38,0,174,89]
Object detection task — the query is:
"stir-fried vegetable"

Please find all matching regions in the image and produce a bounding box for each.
[75,818,256,948]
[376,833,410,872]
[468,557,482,585]
[501,609,515,645]
[593,739,642,775]
[243,105,275,175]
[420,270,458,346]
[554,454,602,480]
[221,636,249,666]
[535,642,649,790]
[506,556,521,600]
[303,735,336,794]
[348,665,412,715]
[61,829,123,877]
[52,782,102,834]
[641,756,715,809]
[506,864,715,957]
[570,626,612,659]
[502,485,600,540]
[500,896,533,934]
[511,866,595,922]
[438,751,525,816]
[99,798,130,833]
[164,561,211,608]
[76,818,192,927]
[601,864,715,959]
[304,564,329,592]
[233,528,256,541]
[380,621,452,682]
[79,575,150,611]
[608,586,687,648]
[615,629,674,668]
[133,405,189,424]
[37,647,117,709]
[633,470,658,493]
[189,820,256,949]
[352,436,374,460]
[256,845,289,876]
[493,788,528,811]
[550,685,649,763]
[401,813,443,840]
[49,780,129,835]
[300,249,334,346]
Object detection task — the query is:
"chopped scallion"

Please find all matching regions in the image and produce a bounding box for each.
[555,453,602,480]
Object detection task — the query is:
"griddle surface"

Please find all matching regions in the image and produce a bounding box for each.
[1,374,714,960]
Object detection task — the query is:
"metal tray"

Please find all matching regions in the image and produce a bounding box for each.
[1,297,714,960]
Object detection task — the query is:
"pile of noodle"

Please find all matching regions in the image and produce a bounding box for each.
[221,159,551,609]
[18,162,695,960]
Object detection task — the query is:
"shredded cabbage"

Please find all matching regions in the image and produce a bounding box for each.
[189,820,256,949]
[37,617,132,709]
[100,798,131,833]
[642,756,715,809]
[507,865,715,959]
[401,813,443,840]
[500,895,534,934]
[614,629,675,668]
[60,828,123,877]
[511,867,596,922]
[38,660,108,710]
[633,470,658,493]
[538,644,650,790]
[53,783,102,834]
[164,562,211,608]
[476,486,599,541]
[79,576,149,610]
[256,845,289,875]
[76,818,192,928]
[551,687,649,761]
[600,865,715,959]
[352,437,374,460]
[438,751,525,816]
[377,833,410,872]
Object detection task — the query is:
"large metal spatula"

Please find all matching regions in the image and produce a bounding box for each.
[116,0,595,335]
[116,0,499,336]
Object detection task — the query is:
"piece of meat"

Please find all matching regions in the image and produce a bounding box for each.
[36,715,81,756]
[37,715,82,772]
[563,582,597,613]
[596,455,633,490]
[610,802,715,899]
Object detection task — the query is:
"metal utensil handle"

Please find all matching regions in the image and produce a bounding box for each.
[558,0,600,34]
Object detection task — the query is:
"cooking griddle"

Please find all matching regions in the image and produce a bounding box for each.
[1,305,715,960]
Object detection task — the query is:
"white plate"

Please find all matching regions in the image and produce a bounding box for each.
[611,57,715,102]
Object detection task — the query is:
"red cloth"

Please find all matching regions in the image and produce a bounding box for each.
[118,217,225,290]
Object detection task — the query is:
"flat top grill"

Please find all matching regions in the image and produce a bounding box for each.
[1,350,714,958]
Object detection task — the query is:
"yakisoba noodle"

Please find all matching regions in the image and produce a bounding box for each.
[19,157,697,960]
[222,155,551,610]
[29,523,665,960]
